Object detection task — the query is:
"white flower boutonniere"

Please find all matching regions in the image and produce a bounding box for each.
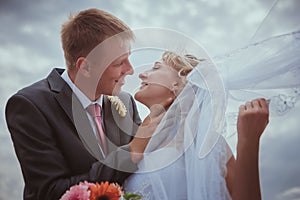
[107,96,127,117]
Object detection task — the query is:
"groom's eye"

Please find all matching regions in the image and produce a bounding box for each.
[113,61,124,67]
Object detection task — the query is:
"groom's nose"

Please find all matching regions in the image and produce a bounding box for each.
[123,59,134,75]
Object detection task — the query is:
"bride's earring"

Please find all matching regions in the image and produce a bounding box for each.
[171,82,179,97]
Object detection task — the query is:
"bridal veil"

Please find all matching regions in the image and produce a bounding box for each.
[126,0,300,198]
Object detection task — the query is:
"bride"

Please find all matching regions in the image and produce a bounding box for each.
[124,20,300,198]
[125,50,270,200]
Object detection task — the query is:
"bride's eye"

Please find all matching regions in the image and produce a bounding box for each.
[153,62,161,69]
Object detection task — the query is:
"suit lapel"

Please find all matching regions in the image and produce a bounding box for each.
[71,96,103,160]
[47,68,103,161]
[47,68,73,123]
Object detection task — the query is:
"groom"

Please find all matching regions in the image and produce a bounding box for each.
[5,8,166,200]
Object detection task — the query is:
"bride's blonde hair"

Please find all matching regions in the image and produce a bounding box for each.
[162,51,204,95]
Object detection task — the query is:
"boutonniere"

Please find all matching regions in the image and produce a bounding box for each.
[107,96,127,117]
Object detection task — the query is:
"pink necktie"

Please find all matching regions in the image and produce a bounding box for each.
[87,104,107,156]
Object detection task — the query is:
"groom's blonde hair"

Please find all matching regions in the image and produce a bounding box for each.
[61,8,134,70]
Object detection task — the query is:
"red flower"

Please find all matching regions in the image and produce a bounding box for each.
[89,182,122,200]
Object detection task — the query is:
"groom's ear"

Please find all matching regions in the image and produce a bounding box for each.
[76,57,91,77]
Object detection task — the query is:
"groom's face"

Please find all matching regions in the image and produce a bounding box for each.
[86,38,134,96]
[97,52,133,95]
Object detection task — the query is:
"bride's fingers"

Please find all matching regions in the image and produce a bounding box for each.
[239,104,246,112]
[160,97,174,111]
[245,101,252,110]
[259,98,269,111]
[149,97,174,117]
[252,99,260,109]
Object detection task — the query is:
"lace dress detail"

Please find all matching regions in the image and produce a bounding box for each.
[124,178,152,200]
[269,87,300,116]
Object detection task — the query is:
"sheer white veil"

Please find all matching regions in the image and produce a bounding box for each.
[127,0,300,198]
[217,30,300,152]
[132,29,300,199]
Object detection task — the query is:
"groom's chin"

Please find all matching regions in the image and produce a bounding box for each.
[111,87,122,96]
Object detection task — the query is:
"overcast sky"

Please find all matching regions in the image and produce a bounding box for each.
[0,0,299,199]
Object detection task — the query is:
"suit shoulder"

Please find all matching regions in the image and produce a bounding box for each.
[118,91,134,100]
[12,78,50,100]
[10,68,65,100]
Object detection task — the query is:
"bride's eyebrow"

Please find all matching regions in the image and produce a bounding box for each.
[153,61,162,69]
[154,61,162,66]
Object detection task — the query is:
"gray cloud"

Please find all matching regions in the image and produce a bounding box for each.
[260,122,300,199]
[1,0,299,199]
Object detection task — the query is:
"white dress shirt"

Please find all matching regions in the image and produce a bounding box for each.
[61,70,106,157]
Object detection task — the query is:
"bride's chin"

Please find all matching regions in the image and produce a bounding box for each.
[134,92,142,103]
[134,92,150,108]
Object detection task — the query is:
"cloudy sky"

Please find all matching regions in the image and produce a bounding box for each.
[0,0,299,199]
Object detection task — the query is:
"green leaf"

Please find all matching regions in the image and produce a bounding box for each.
[123,193,142,200]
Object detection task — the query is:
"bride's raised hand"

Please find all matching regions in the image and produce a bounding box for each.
[232,98,269,200]
[237,98,269,144]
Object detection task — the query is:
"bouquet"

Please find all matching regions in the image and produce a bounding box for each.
[60,181,141,200]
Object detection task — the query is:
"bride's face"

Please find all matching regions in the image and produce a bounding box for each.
[134,60,180,108]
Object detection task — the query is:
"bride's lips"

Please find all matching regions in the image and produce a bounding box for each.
[139,82,149,89]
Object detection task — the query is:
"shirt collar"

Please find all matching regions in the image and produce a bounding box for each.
[61,70,103,109]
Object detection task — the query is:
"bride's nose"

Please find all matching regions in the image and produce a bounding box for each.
[138,71,148,79]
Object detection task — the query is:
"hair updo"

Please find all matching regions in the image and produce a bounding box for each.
[162,51,205,76]
[161,51,205,95]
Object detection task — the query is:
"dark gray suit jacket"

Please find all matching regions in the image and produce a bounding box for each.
[5,68,141,200]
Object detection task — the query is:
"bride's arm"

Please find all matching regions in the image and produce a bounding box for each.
[226,98,269,200]
[225,155,235,196]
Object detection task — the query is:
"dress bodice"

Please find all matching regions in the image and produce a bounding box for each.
[124,148,187,200]
[124,136,231,200]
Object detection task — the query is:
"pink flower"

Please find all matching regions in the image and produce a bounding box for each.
[60,182,91,200]
[60,181,141,200]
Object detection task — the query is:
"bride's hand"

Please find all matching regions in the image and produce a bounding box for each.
[237,98,269,144]
[142,98,173,126]
[130,97,174,163]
